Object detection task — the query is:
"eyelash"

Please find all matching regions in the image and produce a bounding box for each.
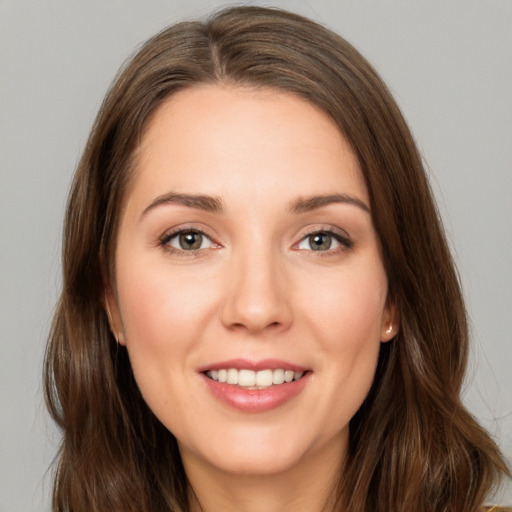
[158,227,353,256]
[158,227,215,256]
[296,228,353,254]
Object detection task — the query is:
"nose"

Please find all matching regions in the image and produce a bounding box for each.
[220,248,293,335]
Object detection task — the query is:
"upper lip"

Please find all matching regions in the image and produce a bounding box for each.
[198,358,309,373]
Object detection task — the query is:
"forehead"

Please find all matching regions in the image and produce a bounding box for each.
[125,84,368,215]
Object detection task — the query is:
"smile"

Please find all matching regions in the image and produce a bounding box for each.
[205,368,304,389]
[201,361,311,412]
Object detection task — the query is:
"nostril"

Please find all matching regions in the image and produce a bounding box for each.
[229,320,283,333]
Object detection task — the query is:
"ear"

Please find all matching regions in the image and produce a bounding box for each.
[380,298,400,343]
[103,286,126,345]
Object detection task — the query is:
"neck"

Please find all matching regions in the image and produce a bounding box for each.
[182,435,346,512]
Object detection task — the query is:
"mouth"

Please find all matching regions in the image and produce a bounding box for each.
[199,359,311,412]
[205,368,305,390]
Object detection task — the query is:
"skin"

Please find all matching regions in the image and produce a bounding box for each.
[107,85,399,512]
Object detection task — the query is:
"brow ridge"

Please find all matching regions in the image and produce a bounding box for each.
[141,191,369,219]
[141,193,223,218]
[290,193,370,214]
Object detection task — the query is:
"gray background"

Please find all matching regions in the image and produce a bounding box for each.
[1,0,510,510]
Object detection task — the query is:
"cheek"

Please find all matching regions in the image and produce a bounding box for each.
[282,262,388,445]
[302,262,387,394]
[114,257,219,379]
[302,264,388,349]
[309,270,386,410]
[118,258,206,334]
[114,260,218,418]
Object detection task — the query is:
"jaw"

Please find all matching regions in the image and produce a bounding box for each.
[181,420,348,512]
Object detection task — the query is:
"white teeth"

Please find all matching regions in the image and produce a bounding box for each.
[238,369,256,387]
[272,368,285,385]
[206,368,305,388]
[226,368,238,385]
[255,369,273,387]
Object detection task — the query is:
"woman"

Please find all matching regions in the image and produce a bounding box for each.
[44,6,510,511]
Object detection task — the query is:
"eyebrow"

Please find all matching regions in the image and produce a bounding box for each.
[289,193,370,214]
[141,193,224,218]
[140,191,370,219]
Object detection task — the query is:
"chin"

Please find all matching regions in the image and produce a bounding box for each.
[195,449,305,478]
[178,421,348,479]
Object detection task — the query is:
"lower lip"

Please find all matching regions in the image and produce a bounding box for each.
[202,373,310,413]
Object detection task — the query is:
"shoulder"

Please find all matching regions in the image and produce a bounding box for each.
[482,507,512,512]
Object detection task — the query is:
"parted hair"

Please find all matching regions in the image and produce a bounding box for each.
[44,6,509,511]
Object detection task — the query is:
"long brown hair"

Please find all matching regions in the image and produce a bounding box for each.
[44,6,509,511]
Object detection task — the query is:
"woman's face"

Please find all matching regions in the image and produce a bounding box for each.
[108,85,397,479]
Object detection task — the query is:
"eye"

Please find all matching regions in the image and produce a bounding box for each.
[162,229,214,251]
[296,231,352,252]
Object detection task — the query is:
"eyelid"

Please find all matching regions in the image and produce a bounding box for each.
[157,223,352,255]
[293,225,353,252]
[158,225,221,254]
[168,231,213,250]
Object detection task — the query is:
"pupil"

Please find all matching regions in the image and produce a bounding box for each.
[311,233,331,251]
[180,232,202,250]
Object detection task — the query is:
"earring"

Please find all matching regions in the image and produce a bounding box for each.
[386,325,393,336]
